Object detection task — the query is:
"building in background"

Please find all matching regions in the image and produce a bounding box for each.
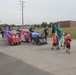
[59,21,76,28]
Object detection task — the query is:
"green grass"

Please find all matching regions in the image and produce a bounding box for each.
[48,35,52,38]
[62,27,76,39]
[35,27,76,39]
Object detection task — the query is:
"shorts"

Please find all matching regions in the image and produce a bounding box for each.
[53,43,57,46]
[66,45,70,49]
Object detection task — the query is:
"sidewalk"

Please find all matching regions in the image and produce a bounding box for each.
[0,35,76,75]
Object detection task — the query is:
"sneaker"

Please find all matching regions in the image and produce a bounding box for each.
[60,45,63,47]
[56,47,60,50]
[66,50,68,53]
[68,51,70,54]
[51,48,54,50]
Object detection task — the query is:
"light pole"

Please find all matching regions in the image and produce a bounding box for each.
[19,0,25,26]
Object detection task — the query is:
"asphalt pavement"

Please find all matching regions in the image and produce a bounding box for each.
[0,35,76,75]
[0,52,53,75]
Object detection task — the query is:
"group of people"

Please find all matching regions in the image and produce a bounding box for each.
[51,22,72,54]
[0,23,72,54]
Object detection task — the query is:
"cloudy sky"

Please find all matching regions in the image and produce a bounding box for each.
[0,0,76,25]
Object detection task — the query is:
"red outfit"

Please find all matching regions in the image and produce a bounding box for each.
[53,36,57,44]
[65,38,71,45]
[52,36,57,46]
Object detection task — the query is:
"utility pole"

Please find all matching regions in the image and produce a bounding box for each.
[19,0,25,26]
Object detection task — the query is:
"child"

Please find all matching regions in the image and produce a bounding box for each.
[16,33,19,39]
[51,33,57,50]
[20,31,25,41]
[64,33,68,49]
[59,33,65,47]
[65,34,72,54]
[12,33,16,39]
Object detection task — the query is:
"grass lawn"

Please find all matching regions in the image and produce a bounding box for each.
[35,27,76,39]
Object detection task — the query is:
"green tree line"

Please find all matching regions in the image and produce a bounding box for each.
[0,22,56,31]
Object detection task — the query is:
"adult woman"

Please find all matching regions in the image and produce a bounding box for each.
[55,22,62,49]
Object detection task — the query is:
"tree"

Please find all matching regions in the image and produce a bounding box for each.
[36,24,41,28]
[52,23,56,28]
[10,24,16,27]
[41,22,47,28]
[47,22,53,28]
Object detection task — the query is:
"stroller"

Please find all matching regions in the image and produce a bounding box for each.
[32,32,47,45]
[24,31,31,42]
[5,31,21,45]
[20,30,31,42]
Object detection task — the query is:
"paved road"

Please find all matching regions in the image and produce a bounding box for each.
[0,52,53,75]
[0,35,76,75]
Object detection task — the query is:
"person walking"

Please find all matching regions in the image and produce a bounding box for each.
[65,34,72,54]
[52,25,56,35]
[55,22,62,50]
[29,25,35,41]
[1,28,4,38]
[51,33,57,50]
[43,26,49,41]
